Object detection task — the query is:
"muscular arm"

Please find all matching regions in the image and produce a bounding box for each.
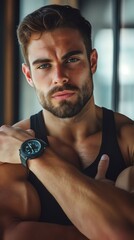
[28,149,134,240]
[0,152,88,240]
[0,164,88,240]
[0,125,134,240]
[3,222,87,240]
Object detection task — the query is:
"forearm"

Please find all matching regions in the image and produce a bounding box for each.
[3,221,88,240]
[28,149,134,240]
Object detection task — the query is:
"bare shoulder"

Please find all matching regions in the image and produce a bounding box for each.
[114,111,134,127]
[13,118,30,130]
[0,164,40,230]
[114,111,134,165]
[114,111,134,141]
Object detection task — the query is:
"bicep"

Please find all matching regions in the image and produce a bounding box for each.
[0,179,40,234]
[0,183,39,219]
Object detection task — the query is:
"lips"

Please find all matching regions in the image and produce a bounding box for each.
[52,90,75,100]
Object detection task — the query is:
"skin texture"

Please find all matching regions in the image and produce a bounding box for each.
[0,27,134,240]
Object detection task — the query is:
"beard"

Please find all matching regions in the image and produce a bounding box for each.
[36,80,93,118]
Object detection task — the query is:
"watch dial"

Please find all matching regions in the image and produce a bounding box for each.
[23,140,41,156]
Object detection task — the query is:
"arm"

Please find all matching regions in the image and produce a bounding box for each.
[3,222,88,240]
[0,165,88,240]
[28,149,134,240]
[0,126,134,240]
[0,149,88,240]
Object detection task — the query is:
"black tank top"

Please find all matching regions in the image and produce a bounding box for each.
[28,107,126,224]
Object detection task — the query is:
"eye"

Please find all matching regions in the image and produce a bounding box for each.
[37,63,51,69]
[66,57,79,63]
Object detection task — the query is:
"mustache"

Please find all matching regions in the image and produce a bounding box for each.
[48,83,79,95]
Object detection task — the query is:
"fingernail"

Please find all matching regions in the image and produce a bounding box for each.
[101,154,109,161]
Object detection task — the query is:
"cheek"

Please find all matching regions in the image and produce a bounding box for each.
[31,70,50,89]
[71,65,91,86]
[31,76,49,100]
[77,61,90,76]
[35,87,47,105]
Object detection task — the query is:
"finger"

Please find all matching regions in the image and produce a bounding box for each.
[95,154,110,180]
[0,125,32,141]
[0,124,10,131]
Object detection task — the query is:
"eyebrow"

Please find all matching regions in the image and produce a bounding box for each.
[32,50,83,66]
[32,58,51,66]
[61,50,83,60]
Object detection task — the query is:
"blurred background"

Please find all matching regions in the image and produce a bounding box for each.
[0,0,134,125]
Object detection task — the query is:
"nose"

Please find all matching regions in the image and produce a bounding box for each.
[53,65,69,85]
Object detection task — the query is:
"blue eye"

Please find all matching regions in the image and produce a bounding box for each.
[67,58,79,63]
[37,63,51,69]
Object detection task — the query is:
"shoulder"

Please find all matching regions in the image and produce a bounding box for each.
[114,111,134,165]
[13,111,42,129]
[13,118,30,130]
[113,111,134,138]
[114,111,134,128]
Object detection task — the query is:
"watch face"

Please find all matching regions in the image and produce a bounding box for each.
[22,139,42,157]
[20,138,48,167]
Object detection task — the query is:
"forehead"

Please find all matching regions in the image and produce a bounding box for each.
[27,28,86,62]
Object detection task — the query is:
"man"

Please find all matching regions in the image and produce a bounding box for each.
[0,4,134,240]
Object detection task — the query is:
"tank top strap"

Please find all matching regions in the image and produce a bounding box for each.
[101,107,117,154]
[100,107,126,180]
[29,110,71,224]
[83,107,126,181]
[30,110,49,144]
[102,107,115,131]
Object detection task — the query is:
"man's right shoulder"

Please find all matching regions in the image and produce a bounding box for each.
[13,118,30,130]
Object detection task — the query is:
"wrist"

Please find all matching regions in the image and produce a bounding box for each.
[19,138,48,167]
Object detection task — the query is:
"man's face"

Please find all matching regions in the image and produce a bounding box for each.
[23,28,97,118]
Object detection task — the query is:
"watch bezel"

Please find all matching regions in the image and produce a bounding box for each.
[19,138,48,167]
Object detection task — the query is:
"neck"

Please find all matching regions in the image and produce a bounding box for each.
[42,100,102,144]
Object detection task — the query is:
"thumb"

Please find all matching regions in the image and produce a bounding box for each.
[95,154,110,180]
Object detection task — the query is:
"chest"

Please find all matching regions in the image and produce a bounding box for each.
[74,134,102,168]
[48,133,102,169]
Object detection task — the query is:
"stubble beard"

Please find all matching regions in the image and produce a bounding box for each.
[36,81,93,119]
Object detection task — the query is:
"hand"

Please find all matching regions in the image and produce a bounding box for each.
[0,125,34,164]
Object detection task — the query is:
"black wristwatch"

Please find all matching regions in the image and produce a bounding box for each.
[19,138,48,167]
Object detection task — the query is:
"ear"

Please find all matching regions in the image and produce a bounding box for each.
[90,49,98,74]
[22,63,34,87]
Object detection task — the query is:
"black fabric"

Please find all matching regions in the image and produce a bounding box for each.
[28,108,126,224]
[30,110,49,144]
[29,111,71,224]
[83,107,126,181]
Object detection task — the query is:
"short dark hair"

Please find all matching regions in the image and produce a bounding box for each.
[17,4,92,64]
